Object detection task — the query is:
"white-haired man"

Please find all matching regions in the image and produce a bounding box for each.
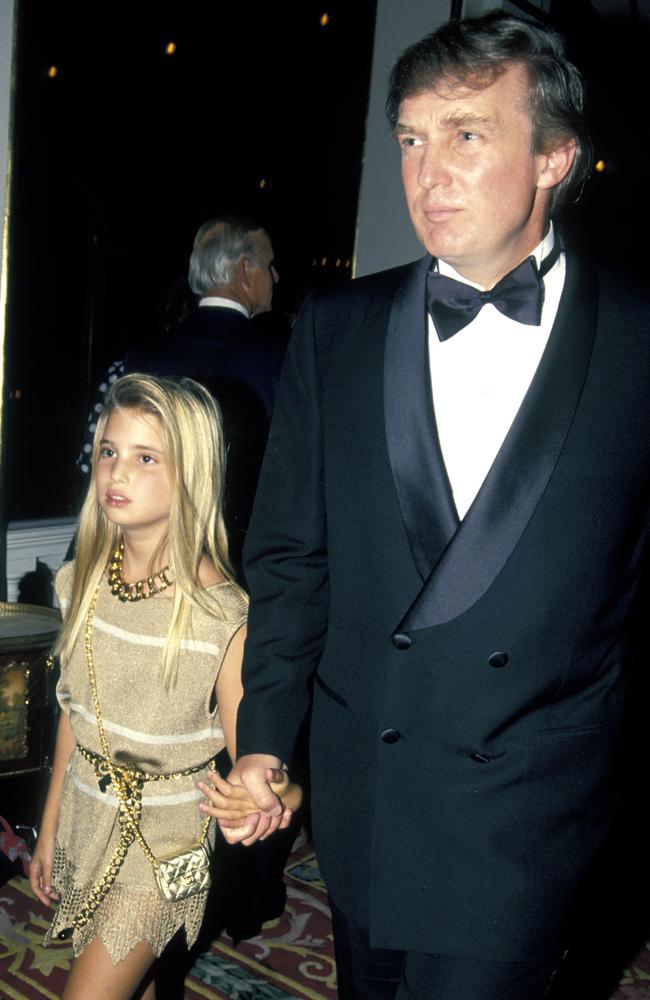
[125,214,283,579]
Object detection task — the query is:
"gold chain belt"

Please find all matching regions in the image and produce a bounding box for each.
[76,743,216,792]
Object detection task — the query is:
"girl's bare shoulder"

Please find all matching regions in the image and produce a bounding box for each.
[195,559,248,622]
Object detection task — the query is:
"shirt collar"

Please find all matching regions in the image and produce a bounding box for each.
[198,296,249,319]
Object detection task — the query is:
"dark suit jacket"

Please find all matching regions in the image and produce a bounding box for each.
[237,254,650,960]
[125,305,288,580]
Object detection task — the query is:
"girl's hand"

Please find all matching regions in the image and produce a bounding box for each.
[198,772,260,819]
[29,832,59,907]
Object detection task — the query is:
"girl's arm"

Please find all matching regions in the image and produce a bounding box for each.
[29,711,76,906]
[215,623,247,765]
[201,624,301,829]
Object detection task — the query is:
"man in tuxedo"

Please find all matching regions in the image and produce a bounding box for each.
[126,215,286,578]
[204,13,650,999]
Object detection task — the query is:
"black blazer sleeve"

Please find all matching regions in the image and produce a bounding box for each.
[236,295,329,762]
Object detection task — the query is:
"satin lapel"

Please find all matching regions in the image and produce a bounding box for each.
[400,255,599,630]
[384,255,459,581]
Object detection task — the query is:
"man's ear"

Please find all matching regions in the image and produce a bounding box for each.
[239,256,253,287]
[537,139,577,191]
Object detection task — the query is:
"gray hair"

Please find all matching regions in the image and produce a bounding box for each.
[386,11,593,214]
[188,214,267,294]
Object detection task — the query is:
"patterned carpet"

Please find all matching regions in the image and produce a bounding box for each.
[2,834,650,999]
[615,950,650,999]
[0,837,335,1000]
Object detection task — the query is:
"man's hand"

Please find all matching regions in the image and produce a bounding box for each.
[199,769,302,818]
[200,753,293,846]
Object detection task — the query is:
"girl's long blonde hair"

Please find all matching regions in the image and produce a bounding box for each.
[56,373,242,687]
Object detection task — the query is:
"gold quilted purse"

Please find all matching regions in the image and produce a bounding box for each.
[154,840,211,902]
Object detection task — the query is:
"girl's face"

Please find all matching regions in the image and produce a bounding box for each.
[95,407,172,544]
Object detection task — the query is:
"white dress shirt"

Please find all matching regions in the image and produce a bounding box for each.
[199,296,249,319]
[428,227,565,520]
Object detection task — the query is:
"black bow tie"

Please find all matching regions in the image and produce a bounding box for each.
[427,243,561,342]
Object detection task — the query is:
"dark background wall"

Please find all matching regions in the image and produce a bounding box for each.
[5,0,377,521]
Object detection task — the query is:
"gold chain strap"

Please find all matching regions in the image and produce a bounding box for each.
[61,583,212,935]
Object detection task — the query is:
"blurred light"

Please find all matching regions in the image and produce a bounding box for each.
[259,178,267,189]
[320,13,330,26]
[321,257,328,266]
[335,258,341,268]
[594,159,606,173]
[165,42,176,55]
[47,66,58,78]
[345,260,351,268]
[312,259,318,267]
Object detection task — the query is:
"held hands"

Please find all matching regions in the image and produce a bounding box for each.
[29,830,60,907]
[198,754,301,846]
[201,769,303,816]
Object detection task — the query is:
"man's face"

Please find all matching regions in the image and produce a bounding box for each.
[248,230,279,316]
[396,62,566,288]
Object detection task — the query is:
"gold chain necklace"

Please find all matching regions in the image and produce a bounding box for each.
[108,540,173,602]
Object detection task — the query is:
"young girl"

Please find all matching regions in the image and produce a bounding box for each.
[29,374,295,1000]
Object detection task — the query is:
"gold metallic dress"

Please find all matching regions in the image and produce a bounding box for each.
[45,561,247,964]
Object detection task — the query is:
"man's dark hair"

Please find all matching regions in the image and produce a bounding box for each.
[386,11,593,214]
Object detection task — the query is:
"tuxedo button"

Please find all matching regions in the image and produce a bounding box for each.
[470,752,490,764]
[488,650,509,668]
[392,632,412,650]
[380,728,401,744]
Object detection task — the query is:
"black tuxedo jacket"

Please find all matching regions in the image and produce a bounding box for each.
[237,254,650,960]
[125,305,287,579]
